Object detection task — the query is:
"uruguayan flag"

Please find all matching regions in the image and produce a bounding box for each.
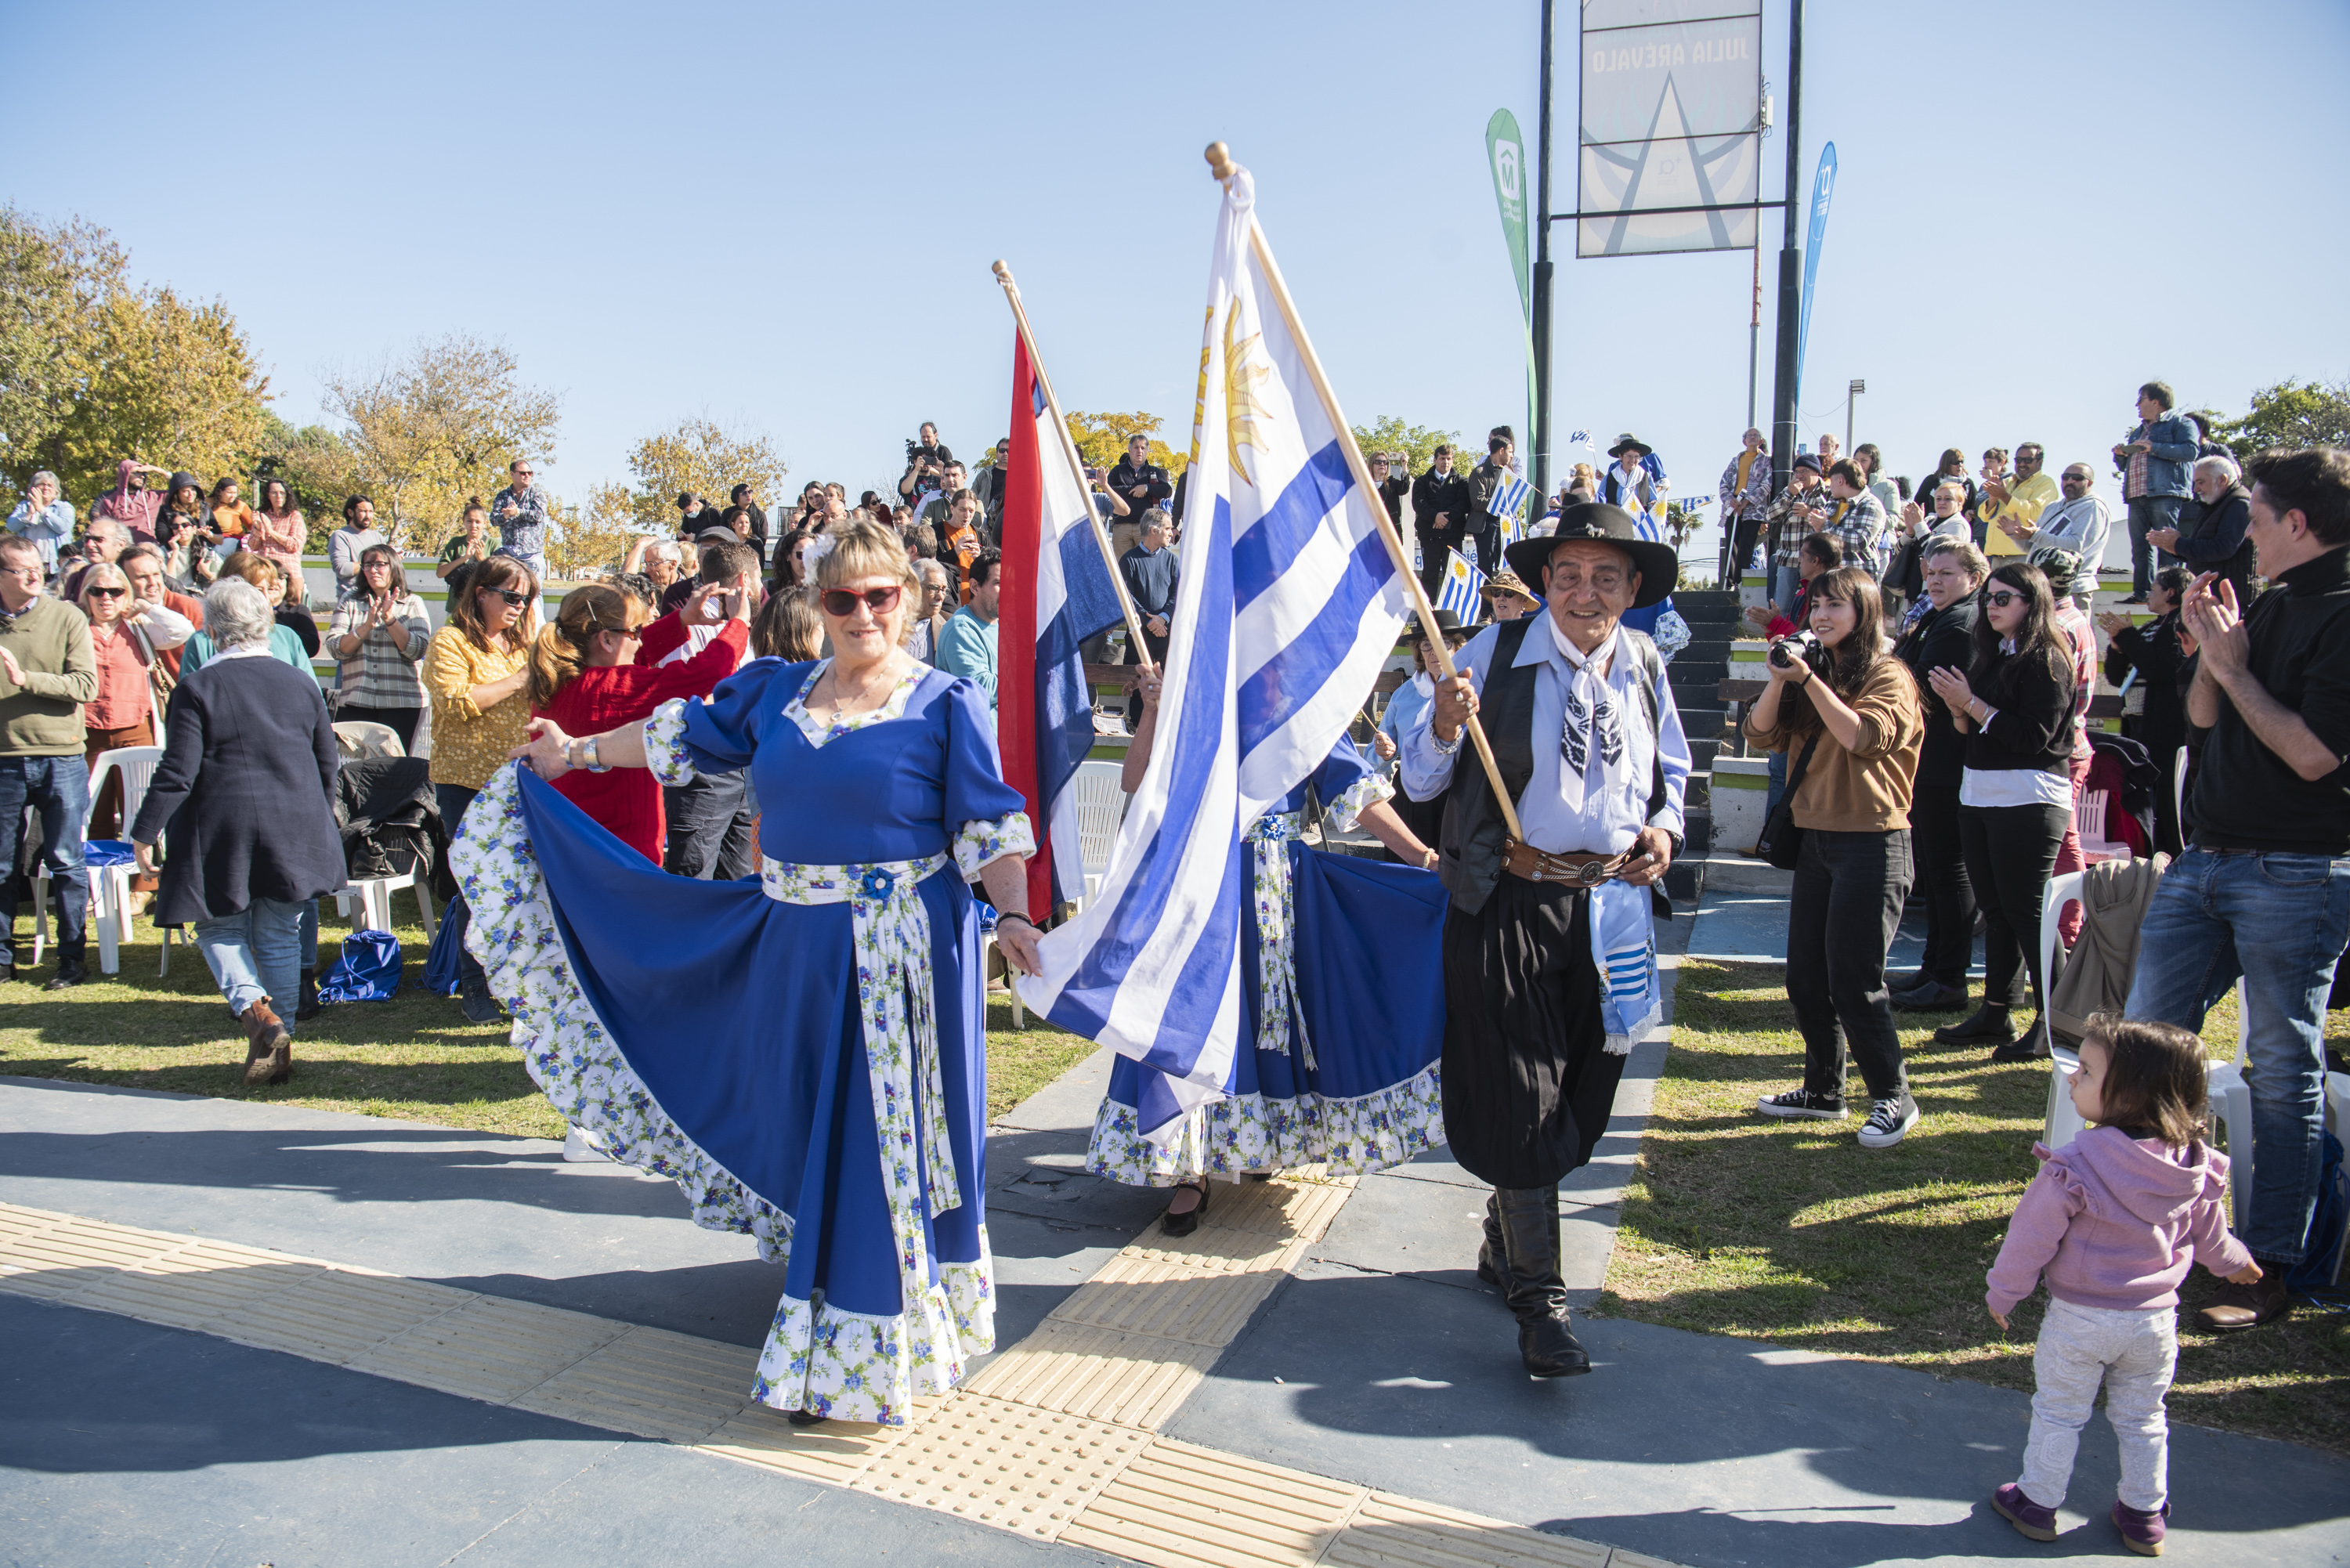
[1014,160,1412,1139]
[1567,428,1593,448]
[1490,468,1532,547]
[1435,548,1485,623]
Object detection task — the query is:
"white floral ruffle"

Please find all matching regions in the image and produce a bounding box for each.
[786,658,918,747]
[953,811,1036,880]
[646,698,695,786]
[1086,1061,1445,1187]
[1321,770,1394,833]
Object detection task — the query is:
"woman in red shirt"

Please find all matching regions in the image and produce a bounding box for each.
[525,581,750,862]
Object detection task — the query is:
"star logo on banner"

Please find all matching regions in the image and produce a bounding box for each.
[1222,301,1274,490]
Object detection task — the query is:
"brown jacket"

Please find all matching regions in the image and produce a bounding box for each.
[1744,657,1922,832]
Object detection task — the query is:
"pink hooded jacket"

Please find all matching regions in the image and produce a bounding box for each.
[1986,1125,2251,1317]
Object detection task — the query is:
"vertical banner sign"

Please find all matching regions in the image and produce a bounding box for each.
[1484,109,1537,453]
[1795,141,1837,408]
[1578,0,1765,258]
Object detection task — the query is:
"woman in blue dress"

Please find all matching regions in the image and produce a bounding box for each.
[1088,668,1451,1234]
[460,520,1043,1427]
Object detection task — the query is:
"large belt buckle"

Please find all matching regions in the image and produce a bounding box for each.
[1574,857,1607,887]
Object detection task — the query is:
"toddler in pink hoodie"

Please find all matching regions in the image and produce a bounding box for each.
[1983,1014,2259,1557]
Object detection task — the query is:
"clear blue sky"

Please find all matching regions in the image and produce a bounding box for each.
[10,0,2347,549]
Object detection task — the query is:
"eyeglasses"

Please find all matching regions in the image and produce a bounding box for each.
[85,586,126,599]
[821,585,904,617]
[490,588,530,608]
[1983,590,2024,608]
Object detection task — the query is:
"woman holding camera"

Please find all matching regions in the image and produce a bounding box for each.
[1743,565,1925,1147]
[1925,562,2074,1061]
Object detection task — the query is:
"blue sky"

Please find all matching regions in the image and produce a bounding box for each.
[10,0,2347,548]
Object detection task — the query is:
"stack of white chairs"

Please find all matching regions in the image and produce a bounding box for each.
[30,745,164,976]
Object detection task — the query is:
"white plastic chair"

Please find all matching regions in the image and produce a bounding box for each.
[1070,759,1128,909]
[333,720,406,759]
[334,864,436,941]
[2041,871,2091,1148]
[982,935,1027,1028]
[2073,789,2131,865]
[31,745,164,976]
[2205,1005,2257,1234]
[2173,747,2190,833]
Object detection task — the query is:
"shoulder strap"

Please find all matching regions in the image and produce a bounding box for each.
[1784,731,1824,795]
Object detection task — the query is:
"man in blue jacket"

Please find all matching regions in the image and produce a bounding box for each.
[2113,381,2201,602]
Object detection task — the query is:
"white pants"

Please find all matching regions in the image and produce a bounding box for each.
[2019,1297,2177,1512]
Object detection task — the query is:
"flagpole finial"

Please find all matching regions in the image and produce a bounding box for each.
[991,260,1012,284]
[1204,142,1236,179]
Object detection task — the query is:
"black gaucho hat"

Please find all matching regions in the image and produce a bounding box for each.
[1503,503,1677,609]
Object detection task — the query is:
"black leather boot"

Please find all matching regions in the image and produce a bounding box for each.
[1476,1193,1515,1299]
[295,966,321,1022]
[1495,1186,1590,1378]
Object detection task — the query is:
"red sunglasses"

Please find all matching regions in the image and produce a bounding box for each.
[820,585,902,617]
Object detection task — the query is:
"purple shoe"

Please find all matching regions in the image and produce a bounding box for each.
[1991,1483,2059,1542]
[2113,1500,2168,1556]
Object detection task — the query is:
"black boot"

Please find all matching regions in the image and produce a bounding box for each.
[1494,1186,1590,1378]
[1934,1003,2015,1045]
[295,966,321,1022]
[1476,1194,1515,1299]
[1992,1014,2053,1062]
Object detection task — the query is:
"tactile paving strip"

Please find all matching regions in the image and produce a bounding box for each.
[347,1292,630,1404]
[1319,1493,1614,1567]
[962,1320,1221,1429]
[1058,1436,1365,1568]
[697,1393,952,1487]
[850,1393,1148,1541]
[511,1325,758,1443]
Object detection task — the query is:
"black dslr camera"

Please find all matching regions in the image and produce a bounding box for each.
[1768,630,1835,681]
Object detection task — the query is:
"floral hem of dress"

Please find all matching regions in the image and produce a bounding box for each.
[1086,1062,1445,1187]
[450,762,997,1425]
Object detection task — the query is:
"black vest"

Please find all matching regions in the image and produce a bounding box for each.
[1436,618,1668,916]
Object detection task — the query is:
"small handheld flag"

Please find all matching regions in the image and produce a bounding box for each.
[1435,548,1486,624]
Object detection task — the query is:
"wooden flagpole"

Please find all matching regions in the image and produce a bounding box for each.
[990,261,1159,680]
[1207,143,1524,843]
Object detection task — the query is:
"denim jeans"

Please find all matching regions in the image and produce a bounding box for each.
[435,783,488,991]
[193,895,307,1024]
[1773,562,1801,614]
[2126,495,2182,598]
[2124,846,2350,1263]
[1786,827,1914,1103]
[0,753,91,967]
[1762,748,1788,823]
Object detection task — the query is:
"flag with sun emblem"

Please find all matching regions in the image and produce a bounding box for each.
[1014,158,1414,1139]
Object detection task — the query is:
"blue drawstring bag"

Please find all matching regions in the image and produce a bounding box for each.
[419,906,467,997]
[83,840,137,869]
[318,930,402,1003]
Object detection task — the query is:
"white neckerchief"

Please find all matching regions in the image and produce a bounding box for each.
[1548,614,1629,817]
[1410,670,1433,698]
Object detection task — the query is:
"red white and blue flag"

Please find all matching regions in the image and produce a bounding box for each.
[997,334,1125,919]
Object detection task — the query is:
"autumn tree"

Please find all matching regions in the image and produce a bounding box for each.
[1061,411,1189,479]
[1349,415,1466,479]
[548,480,660,581]
[323,333,560,551]
[251,414,365,551]
[615,417,790,532]
[0,207,270,510]
[2214,377,2350,461]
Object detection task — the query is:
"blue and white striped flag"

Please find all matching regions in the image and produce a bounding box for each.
[1490,468,1532,547]
[1014,161,1412,1140]
[1434,548,1485,623]
[1567,428,1592,448]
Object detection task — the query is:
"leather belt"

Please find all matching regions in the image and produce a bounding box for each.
[1502,837,1630,887]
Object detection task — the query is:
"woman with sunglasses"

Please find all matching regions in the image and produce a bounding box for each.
[330,545,432,753]
[486,519,1039,1428]
[425,555,541,1022]
[1925,562,2077,1061]
[524,579,749,864]
[75,560,193,837]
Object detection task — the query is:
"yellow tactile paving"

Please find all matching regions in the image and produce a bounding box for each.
[510,1325,759,1443]
[1047,1269,1284,1347]
[211,1269,472,1363]
[1058,1436,1365,1568]
[849,1392,1148,1541]
[1320,1493,1613,1567]
[963,1319,1221,1429]
[345,1292,630,1404]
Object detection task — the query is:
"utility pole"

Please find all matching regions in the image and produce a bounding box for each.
[1767,0,1804,504]
[1530,0,1556,505]
[1748,247,1761,432]
[1846,378,1864,457]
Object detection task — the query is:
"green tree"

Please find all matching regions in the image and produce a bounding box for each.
[619,417,790,532]
[2214,376,2350,461]
[324,333,561,551]
[1349,415,1466,479]
[251,414,365,551]
[1062,410,1188,479]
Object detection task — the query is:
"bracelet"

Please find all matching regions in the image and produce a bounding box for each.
[1430,728,1463,755]
[583,735,609,773]
[996,912,1038,934]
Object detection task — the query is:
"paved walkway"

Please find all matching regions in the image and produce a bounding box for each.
[4,884,2345,1566]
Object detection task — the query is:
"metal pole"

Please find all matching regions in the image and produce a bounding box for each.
[1747,244,1760,430]
[1845,384,1856,457]
[1767,0,1804,503]
[1531,0,1556,507]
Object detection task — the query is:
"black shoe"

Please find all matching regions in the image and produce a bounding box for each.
[1160,1180,1209,1238]
[1991,1018,2053,1062]
[2118,594,2148,605]
[458,979,502,1024]
[1755,1086,1846,1120]
[1517,1313,1593,1378]
[45,959,86,992]
[1935,1004,2015,1045]
[1891,981,1967,1012]
[295,966,321,1022]
[785,1407,826,1427]
[1885,969,1929,993]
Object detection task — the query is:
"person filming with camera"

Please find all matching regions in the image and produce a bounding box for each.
[1742,565,1926,1148]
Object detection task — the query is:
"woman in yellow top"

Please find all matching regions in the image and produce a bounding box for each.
[424,555,540,1021]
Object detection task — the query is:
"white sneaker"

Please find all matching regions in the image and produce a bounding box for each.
[562,1124,609,1163]
[1856,1097,1919,1149]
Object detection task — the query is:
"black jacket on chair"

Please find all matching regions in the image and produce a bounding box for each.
[129,654,345,926]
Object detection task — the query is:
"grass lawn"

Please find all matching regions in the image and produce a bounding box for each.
[1603,960,2350,1457]
[1,919,1101,1136]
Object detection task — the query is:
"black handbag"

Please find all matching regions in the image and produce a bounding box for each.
[1753,733,1823,871]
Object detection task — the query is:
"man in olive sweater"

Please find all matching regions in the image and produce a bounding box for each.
[0,535,98,987]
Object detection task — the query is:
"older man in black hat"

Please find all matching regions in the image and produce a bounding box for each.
[1399,504,1691,1378]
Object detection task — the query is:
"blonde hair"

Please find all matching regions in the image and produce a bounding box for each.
[527,583,645,710]
[217,550,284,602]
[812,518,919,595]
[74,562,129,617]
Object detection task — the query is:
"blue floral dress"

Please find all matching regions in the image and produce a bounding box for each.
[450,657,1032,1425]
[1086,739,1449,1184]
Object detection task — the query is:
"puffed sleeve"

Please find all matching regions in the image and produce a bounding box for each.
[1310,735,1393,832]
[939,674,1033,878]
[662,656,791,784]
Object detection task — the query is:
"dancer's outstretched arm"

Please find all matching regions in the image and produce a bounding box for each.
[1354,799,1437,870]
[512,716,647,777]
